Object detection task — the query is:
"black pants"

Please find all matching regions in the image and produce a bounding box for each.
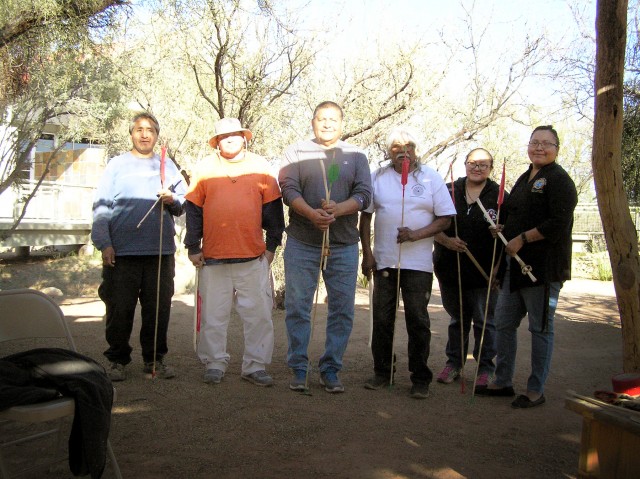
[99,255,175,365]
[371,268,433,385]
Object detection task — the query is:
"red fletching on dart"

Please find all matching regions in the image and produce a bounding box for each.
[196,289,202,334]
[401,158,409,186]
[400,145,410,189]
[497,161,506,206]
[160,145,167,187]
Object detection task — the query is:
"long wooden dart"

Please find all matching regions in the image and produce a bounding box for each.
[389,154,410,387]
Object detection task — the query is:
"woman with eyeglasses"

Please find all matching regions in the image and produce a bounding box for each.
[433,148,506,389]
[476,125,578,409]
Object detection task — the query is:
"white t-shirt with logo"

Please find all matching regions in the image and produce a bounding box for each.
[366,164,455,273]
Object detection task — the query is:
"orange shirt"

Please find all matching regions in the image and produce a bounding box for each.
[185,152,281,259]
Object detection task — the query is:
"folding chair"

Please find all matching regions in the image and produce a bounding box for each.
[0,288,122,479]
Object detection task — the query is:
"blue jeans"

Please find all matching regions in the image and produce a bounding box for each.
[284,236,359,373]
[494,258,561,394]
[440,284,497,374]
[371,268,433,385]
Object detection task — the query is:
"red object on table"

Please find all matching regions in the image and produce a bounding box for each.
[612,372,640,396]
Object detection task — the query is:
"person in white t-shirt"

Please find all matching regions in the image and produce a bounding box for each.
[359,126,456,399]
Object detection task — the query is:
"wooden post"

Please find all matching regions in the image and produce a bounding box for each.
[593,0,640,372]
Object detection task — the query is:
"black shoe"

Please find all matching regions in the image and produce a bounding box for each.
[474,386,515,397]
[409,383,429,399]
[511,394,545,408]
[364,375,392,390]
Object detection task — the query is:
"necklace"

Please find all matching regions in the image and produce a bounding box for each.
[217,152,242,183]
[464,182,485,214]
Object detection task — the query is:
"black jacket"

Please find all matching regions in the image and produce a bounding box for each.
[434,177,507,289]
[500,161,578,290]
[0,348,113,479]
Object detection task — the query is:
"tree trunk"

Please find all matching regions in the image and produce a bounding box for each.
[593,0,640,372]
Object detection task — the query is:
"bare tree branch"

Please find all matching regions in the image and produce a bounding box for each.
[343,104,407,141]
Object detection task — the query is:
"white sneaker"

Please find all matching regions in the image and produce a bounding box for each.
[241,370,274,387]
[203,368,224,384]
[108,362,126,382]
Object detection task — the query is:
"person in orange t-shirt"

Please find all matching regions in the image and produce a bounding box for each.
[184,118,284,387]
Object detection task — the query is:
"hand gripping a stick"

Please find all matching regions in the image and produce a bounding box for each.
[474,198,537,282]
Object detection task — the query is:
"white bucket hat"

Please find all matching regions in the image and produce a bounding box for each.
[208,118,253,148]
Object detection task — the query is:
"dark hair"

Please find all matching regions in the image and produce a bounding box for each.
[531,125,559,148]
[465,147,494,166]
[313,101,343,120]
[129,112,160,135]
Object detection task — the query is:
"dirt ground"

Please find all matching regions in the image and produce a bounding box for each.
[0,255,624,479]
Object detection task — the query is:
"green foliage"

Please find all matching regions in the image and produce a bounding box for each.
[622,90,640,205]
[357,273,369,289]
[592,253,613,282]
[621,7,640,204]
[574,234,613,282]
[1,0,130,197]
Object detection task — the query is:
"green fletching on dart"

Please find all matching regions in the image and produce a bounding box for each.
[327,163,340,186]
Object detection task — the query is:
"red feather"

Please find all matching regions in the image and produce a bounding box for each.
[160,145,167,187]
[401,158,409,187]
[497,161,506,206]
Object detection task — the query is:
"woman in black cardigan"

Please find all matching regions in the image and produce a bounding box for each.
[476,125,578,409]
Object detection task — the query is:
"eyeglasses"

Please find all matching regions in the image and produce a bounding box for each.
[528,140,558,149]
[465,161,491,171]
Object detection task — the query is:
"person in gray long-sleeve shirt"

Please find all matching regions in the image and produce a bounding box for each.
[278,101,372,393]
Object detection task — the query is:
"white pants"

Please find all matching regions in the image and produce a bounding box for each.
[197,258,274,374]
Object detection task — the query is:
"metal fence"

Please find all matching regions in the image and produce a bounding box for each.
[573,204,640,237]
[0,181,95,248]
[0,180,95,222]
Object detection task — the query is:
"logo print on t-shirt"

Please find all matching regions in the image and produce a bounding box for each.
[410,184,425,197]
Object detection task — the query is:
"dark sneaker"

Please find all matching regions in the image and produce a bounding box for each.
[242,370,274,387]
[410,383,429,399]
[320,371,345,393]
[511,394,546,409]
[108,362,126,382]
[364,375,392,390]
[289,370,308,391]
[436,365,460,384]
[474,385,515,397]
[203,368,224,384]
[143,360,176,379]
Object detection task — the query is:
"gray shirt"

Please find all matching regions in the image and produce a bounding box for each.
[279,139,372,247]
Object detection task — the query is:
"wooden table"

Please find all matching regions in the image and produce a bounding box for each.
[566,392,640,478]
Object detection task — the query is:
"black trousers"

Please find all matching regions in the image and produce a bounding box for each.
[371,268,433,385]
[99,255,175,365]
